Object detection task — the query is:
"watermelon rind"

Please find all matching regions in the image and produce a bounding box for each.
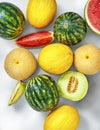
[84,0,100,35]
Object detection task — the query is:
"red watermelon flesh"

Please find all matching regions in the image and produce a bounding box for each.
[87,0,100,31]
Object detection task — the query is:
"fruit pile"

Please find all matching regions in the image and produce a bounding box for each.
[1,0,100,130]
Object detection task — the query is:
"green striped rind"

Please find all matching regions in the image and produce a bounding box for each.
[0,2,25,39]
[54,12,87,45]
[25,75,60,112]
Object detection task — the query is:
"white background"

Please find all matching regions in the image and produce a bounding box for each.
[0,0,100,130]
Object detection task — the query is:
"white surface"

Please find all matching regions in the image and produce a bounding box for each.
[0,0,100,130]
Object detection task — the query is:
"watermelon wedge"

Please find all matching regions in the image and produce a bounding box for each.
[84,0,100,34]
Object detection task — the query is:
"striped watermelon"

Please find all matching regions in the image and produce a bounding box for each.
[0,2,25,39]
[25,74,60,112]
[54,12,87,45]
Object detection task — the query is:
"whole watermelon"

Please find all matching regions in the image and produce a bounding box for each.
[54,12,87,45]
[0,2,25,39]
[25,74,60,112]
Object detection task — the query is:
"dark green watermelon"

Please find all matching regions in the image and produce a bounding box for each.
[25,74,60,112]
[54,12,87,45]
[0,2,25,39]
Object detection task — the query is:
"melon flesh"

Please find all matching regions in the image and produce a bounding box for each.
[87,0,100,31]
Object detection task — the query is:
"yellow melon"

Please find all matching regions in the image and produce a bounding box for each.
[38,43,73,74]
[44,105,80,130]
[26,0,57,28]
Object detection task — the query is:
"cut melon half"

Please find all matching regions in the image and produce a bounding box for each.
[58,71,88,101]
[84,0,100,34]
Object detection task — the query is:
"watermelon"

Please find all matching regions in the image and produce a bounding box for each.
[25,74,60,112]
[15,31,54,48]
[0,2,25,39]
[84,0,100,34]
[54,12,87,45]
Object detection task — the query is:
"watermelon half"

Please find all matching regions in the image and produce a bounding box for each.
[84,0,100,34]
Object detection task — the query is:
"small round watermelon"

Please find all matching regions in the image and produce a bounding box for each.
[54,12,87,45]
[25,74,60,112]
[0,2,25,39]
[84,0,100,34]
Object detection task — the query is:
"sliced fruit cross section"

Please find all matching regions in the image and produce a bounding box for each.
[8,81,26,106]
[58,71,88,101]
[15,31,54,48]
[84,0,100,34]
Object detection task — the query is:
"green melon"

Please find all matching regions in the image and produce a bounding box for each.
[0,2,25,39]
[57,71,88,101]
[25,74,60,112]
[54,12,87,45]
